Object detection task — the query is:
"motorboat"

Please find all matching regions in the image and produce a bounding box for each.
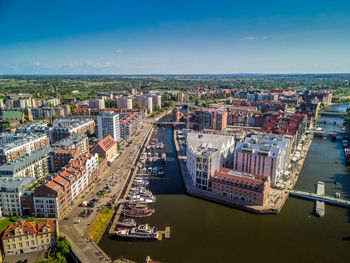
[158,167,164,176]
[152,166,158,174]
[116,224,159,240]
[147,167,153,174]
[161,153,166,162]
[122,209,155,218]
[116,218,136,228]
[126,196,155,204]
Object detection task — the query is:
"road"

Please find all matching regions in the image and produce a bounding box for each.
[58,123,152,263]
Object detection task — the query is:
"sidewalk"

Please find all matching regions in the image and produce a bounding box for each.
[58,124,153,263]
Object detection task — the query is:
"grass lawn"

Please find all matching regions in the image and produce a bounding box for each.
[87,207,114,242]
[0,218,14,233]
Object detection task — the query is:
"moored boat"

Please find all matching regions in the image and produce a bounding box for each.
[115,224,159,241]
[116,218,136,228]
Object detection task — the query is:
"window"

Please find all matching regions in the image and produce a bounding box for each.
[26,242,29,246]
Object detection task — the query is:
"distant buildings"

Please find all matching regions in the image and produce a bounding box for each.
[186,132,235,190]
[211,168,270,206]
[193,109,227,130]
[172,107,181,122]
[98,111,121,142]
[177,92,184,103]
[233,134,291,186]
[2,219,56,255]
[117,98,133,110]
[89,99,105,110]
[261,113,306,152]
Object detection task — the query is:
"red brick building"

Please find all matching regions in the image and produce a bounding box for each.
[91,135,118,163]
[211,167,270,206]
[49,148,82,172]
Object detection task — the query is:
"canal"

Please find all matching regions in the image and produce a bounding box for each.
[99,106,350,263]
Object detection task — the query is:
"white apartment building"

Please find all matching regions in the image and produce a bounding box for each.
[233,134,291,186]
[0,134,50,164]
[0,177,35,217]
[89,99,105,110]
[186,132,235,190]
[0,148,50,178]
[98,111,121,142]
[117,98,133,110]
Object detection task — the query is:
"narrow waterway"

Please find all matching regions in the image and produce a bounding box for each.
[99,106,350,263]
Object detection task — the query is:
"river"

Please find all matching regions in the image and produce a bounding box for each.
[99,105,350,263]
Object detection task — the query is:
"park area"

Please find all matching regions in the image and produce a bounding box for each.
[87,207,114,242]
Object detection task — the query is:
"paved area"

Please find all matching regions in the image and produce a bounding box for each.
[4,250,45,263]
[58,123,152,263]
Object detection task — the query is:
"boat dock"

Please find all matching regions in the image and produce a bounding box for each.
[158,227,171,240]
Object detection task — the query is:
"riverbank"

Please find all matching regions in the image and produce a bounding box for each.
[174,128,314,214]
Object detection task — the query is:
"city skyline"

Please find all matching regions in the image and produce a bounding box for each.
[1,0,350,74]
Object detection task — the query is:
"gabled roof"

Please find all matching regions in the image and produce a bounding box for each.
[95,135,117,152]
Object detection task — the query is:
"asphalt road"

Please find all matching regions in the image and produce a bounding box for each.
[58,123,152,263]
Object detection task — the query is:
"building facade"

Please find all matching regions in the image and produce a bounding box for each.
[97,111,121,142]
[233,134,291,186]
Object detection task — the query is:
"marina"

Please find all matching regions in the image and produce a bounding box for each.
[99,109,350,263]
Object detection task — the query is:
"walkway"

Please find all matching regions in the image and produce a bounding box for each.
[289,190,350,207]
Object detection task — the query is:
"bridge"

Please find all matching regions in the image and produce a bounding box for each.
[317,119,345,125]
[319,110,346,117]
[312,130,345,136]
[289,190,350,208]
[153,121,185,127]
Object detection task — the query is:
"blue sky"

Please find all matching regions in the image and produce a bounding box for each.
[0,0,350,74]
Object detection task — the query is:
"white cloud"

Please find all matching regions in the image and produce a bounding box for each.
[32,61,41,67]
[242,36,269,40]
[114,49,123,54]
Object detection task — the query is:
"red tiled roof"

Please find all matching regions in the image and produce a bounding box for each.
[213,167,267,193]
[37,220,56,234]
[96,135,117,151]
[2,220,37,239]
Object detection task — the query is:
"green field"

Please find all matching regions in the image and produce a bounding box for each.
[87,207,114,243]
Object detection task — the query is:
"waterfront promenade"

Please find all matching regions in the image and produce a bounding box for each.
[174,129,314,214]
[59,123,153,263]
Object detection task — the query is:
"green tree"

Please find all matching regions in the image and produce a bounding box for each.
[56,236,71,256]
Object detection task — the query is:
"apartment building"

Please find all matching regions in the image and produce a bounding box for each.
[2,219,56,255]
[89,99,105,110]
[0,177,35,217]
[177,92,184,103]
[98,111,121,142]
[233,134,291,186]
[59,153,99,200]
[0,134,50,165]
[51,133,89,154]
[186,132,235,190]
[34,176,72,218]
[0,148,50,178]
[49,148,82,172]
[119,112,142,140]
[117,98,133,110]
[49,118,95,143]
